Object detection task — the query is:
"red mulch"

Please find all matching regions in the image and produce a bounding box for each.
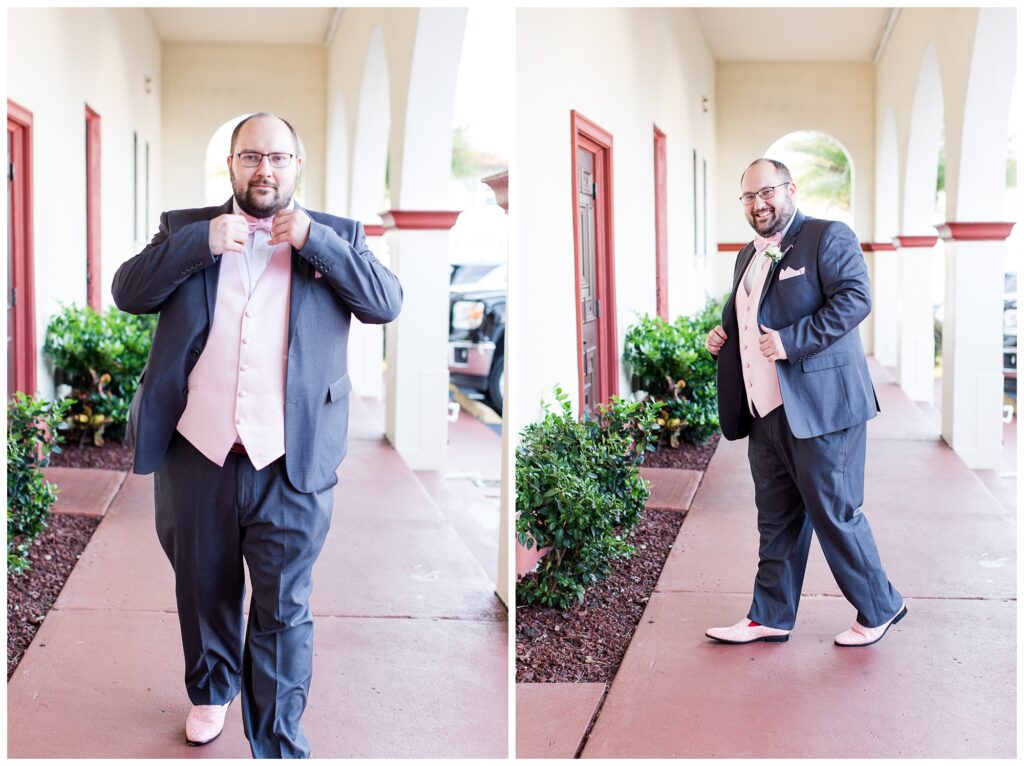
[7,513,102,679]
[49,440,135,471]
[515,433,720,684]
[642,432,721,470]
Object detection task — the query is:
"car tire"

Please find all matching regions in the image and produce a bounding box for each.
[487,350,504,415]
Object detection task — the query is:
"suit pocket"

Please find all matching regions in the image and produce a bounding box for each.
[327,372,352,402]
[801,351,848,372]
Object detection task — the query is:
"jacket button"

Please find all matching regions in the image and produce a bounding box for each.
[190,347,201,358]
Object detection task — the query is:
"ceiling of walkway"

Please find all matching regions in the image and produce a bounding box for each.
[146,7,897,61]
[694,8,896,62]
[147,8,337,45]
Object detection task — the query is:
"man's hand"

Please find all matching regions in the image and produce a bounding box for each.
[759,324,788,362]
[269,209,312,250]
[209,214,248,256]
[705,324,727,356]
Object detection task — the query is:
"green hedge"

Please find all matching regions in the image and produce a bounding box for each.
[7,393,72,574]
[622,294,726,447]
[516,388,659,608]
[43,304,155,446]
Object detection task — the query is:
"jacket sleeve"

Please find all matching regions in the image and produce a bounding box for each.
[297,220,403,324]
[777,222,872,361]
[111,212,218,314]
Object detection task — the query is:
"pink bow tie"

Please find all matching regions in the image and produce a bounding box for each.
[754,232,782,252]
[246,216,273,235]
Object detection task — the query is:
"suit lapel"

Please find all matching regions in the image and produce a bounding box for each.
[758,209,806,315]
[202,198,235,323]
[287,203,313,347]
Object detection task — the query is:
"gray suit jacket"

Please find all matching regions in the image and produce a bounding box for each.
[715,210,880,440]
[111,198,403,493]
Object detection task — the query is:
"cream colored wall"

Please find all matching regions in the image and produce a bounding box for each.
[874,8,979,225]
[514,7,716,432]
[715,62,875,244]
[7,7,162,397]
[161,42,326,213]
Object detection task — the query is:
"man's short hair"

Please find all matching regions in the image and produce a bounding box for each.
[741,158,793,186]
[229,112,301,157]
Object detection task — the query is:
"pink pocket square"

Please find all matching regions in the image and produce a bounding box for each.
[314,271,323,279]
[779,266,805,281]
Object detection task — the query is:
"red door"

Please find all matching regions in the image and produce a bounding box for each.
[577,147,599,413]
[7,100,37,397]
[85,105,101,311]
[571,112,618,418]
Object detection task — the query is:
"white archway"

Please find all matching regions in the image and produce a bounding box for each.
[765,130,855,227]
[350,26,391,221]
[873,107,902,367]
[324,92,349,216]
[902,45,944,233]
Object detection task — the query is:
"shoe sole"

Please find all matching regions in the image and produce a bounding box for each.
[834,604,908,648]
[705,632,790,644]
[186,728,224,747]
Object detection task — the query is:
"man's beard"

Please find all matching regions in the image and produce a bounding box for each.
[230,169,294,218]
[748,196,795,237]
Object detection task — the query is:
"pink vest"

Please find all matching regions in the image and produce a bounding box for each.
[176,243,292,470]
[735,254,783,418]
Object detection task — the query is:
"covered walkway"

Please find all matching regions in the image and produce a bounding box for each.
[8,395,507,758]
[521,358,1015,758]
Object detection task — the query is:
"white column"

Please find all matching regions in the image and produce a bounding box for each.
[895,236,938,402]
[383,211,461,471]
[938,223,1014,469]
[868,244,900,368]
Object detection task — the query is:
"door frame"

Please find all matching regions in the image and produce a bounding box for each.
[570,110,618,417]
[653,125,668,320]
[85,104,101,311]
[8,99,37,396]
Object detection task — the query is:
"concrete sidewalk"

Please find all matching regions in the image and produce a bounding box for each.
[8,395,508,758]
[579,359,1016,758]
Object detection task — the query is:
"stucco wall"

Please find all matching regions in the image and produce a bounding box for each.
[715,62,876,243]
[161,42,326,213]
[7,7,162,396]
[514,7,717,432]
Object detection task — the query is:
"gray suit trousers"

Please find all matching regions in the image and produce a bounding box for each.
[746,405,902,630]
[154,433,332,758]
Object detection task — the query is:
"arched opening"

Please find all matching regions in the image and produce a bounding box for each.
[764,130,854,227]
[900,43,944,404]
[204,112,306,208]
[350,26,390,222]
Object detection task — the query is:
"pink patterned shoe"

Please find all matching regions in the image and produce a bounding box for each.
[706,618,790,644]
[185,701,231,746]
[834,603,907,647]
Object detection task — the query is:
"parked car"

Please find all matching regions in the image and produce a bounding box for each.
[448,262,506,414]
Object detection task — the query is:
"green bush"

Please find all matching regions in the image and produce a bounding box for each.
[622,294,726,446]
[515,388,659,608]
[7,393,73,574]
[43,304,156,445]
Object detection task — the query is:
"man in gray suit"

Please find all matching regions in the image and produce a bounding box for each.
[112,112,402,756]
[703,158,905,648]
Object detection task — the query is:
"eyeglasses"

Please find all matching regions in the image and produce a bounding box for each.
[234,151,294,168]
[739,183,789,205]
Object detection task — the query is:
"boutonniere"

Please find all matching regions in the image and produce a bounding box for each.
[763,244,793,265]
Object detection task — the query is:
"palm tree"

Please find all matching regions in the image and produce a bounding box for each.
[781,131,851,211]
